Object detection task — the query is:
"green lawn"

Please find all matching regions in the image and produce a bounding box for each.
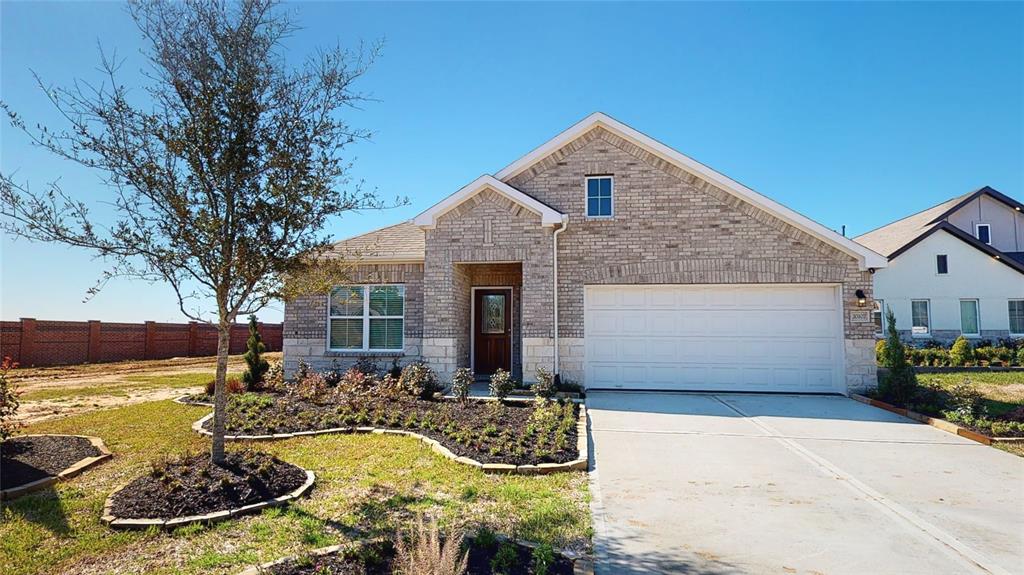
[917,371,1024,418]
[1,401,590,575]
[19,372,239,402]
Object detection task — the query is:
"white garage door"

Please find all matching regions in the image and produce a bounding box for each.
[584,284,844,393]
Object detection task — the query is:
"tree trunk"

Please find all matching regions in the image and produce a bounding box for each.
[210,322,231,465]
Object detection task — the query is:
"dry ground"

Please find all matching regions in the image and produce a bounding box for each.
[10,353,280,424]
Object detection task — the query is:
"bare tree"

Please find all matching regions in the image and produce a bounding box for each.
[0,0,391,465]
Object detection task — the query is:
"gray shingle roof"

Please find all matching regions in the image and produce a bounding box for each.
[327,220,425,261]
[853,191,975,257]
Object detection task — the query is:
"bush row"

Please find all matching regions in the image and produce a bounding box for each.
[876,337,1024,368]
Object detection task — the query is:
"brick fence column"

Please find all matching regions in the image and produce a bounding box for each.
[19,318,37,367]
[87,320,102,363]
[144,321,157,359]
[187,322,199,357]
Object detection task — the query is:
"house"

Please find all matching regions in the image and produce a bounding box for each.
[855,187,1024,344]
[284,113,887,394]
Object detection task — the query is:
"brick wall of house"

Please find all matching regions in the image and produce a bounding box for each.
[1,318,282,368]
[505,126,876,392]
[422,189,553,380]
[282,263,424,376]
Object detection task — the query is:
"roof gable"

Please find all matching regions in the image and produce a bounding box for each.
[889,222,1024,275]
[413,175,565,230]
[495,112,886,270]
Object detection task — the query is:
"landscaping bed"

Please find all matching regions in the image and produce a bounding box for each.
[1,434,103,490]
[249,536,578,575]
[107,449,308,520]
[203,392,580,466]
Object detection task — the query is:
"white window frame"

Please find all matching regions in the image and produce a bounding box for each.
[1009,299,1024,336]
[975,223,991,245]
[327,284,405,352]
[959,299,980,337]
[873,299,885,336]
[936,254,948,275]
[584,175,614,219]
[911,299,931,336]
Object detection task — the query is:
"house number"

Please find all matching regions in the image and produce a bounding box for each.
[850,310,871,323]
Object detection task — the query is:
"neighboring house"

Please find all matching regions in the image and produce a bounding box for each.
[284,113,887,394]
[855,187,1024,344]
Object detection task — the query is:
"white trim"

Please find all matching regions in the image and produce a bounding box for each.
[494,112,887,270]
[327,284,406,353]
[1008,299,1024,337]
[469,286,514,375]
[911,299,931,337]
[413,175,564,229]
[958,298,981,337]
[584,175,614,219]
[873,298,885,337]
[974,223,992,245]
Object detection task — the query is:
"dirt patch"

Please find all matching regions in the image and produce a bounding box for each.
[17,387,200,425]
[1,435,100,489]
[8,352,281,386]
[108,450,306,520]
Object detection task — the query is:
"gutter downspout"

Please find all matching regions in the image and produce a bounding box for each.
[552,215,569,377]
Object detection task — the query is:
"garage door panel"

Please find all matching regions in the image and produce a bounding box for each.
[585,285,843,393]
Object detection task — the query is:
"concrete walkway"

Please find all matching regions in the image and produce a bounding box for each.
[587,392,1024,575]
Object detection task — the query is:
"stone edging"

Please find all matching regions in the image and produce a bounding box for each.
[101,468,315,530]
[851,394,1024,446]
[234,535,594,575]
[0,434,113,501]
[192,405,590,475]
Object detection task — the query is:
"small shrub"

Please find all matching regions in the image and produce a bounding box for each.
[291,371,329,402]
[949,336,974,367]
[0,356,21,442]
[947,379,986,418]
[532,543,555,575]
[451,367,473,404]
[375,372,406,400]
[394,515,468,575]
[1018,347,1024,367]
[532,366,556,401]
[490,542,518,575]
[875,340,886,365]
[473,527,497,549]
[489,368,514,401]
[400,362,442,400]
[878,309,917,407]
[242,315,270,390]
[351,357,380,376]
[264,360,285,392]
[205,376,245,396]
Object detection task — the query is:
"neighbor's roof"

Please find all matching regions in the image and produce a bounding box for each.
[854,186,1024,275]
[854,186,1023,257]
[327,220,424,262]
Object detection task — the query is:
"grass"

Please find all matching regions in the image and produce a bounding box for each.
[0,400,590,575]
[916,371,1024,418]
[19,372,241,402]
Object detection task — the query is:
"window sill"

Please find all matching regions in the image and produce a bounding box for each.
[325,350,406,357]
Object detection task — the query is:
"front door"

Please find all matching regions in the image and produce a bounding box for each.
[473,288,512,376]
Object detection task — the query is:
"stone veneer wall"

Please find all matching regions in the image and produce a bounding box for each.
[422,189,554,382]
[506,126,877,393]
[282,263,424,377]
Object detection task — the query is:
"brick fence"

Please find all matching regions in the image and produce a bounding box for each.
[0,318,282,368]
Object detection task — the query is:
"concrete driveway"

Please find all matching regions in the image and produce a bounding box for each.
[587,392,1024,575]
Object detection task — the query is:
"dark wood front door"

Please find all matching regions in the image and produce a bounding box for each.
[473,289,512,375]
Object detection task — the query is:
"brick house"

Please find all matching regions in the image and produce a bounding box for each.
[284,113,888,394]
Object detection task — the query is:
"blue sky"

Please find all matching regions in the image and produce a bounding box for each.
[2,1,1022,323]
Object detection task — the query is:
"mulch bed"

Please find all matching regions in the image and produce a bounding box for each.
[1,435,100,490]
[205,393,579,466]
[108,450,307,519]
[263,537,575,575]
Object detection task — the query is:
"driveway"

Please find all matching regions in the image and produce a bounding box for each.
[587,392,1024,575]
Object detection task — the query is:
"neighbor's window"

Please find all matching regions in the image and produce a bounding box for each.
[329,285,405,351]
[959,299,980,336]
[586,176,613,218]
[911,299,930,335]
[975,223,991,245]
[1010,300,1024,335]
[936,254,948,275]
[873,300,885,334]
